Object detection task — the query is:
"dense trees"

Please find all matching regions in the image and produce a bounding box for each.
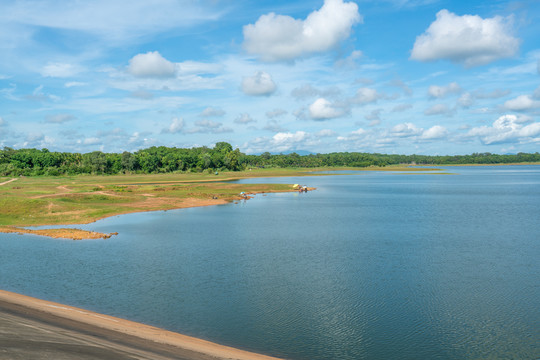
[0,144,538,176]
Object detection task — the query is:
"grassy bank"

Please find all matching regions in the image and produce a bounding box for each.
[0,166,440,239]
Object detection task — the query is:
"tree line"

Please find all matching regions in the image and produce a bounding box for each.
[0,143,538,176]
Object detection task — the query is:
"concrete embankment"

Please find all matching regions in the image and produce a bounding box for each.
[0,290,283,360]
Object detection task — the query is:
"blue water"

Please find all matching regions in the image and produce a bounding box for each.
[1,166,539,359]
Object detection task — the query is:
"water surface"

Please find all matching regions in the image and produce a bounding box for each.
[1,166,539,359]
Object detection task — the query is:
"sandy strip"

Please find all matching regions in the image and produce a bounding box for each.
[0,226,117,240]
[0,290,283,360]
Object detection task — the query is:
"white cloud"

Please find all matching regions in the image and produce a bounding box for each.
[335,50,363,68]
[243,0,361,62]
[474,89,511,99]
[130,90,154,100]
[467,114,540,144]
[389,78,413,96]
[1,0,223,45]
[391,122,423,137]
[291,84,341,100]
[176,61,222,75]
[421,125,448,139]
[309,98,344,120]
[352,87,380,105]
[45,114,76,123]
[263,120,287,132]
[365,109,383,126]
[0,117,6,126]
[83,137,101,145]
[241,71,276,96]
[128,51,176,78]
[428,82,461,98]
[64,81,86,88]
[161,117,184,134]
[411,9,520,67]
[194,119,221,128]
[391,104,413,112]
[200,107,225,117]
[185,120,233,134]
[41,62,84,78]
[266,108,287,118]
[504,95,540,111]
[234,113,256,124]
[273,131,307,144]
[316,129,336,137]
[337,128,368,141]
[424,103,453,116]
[458,92,474,107]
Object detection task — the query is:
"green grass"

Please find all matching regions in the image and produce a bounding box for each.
[0,167,439,228]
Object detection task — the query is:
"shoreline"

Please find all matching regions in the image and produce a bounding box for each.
[0,185,316,240]
[0,289,283,360]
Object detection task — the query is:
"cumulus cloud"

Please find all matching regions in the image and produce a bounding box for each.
[475,89,511,99]
[130,90,154,100]
[45,114,76,123]
[316,129,336,137]
[421,125,448,139]
[243,0,361,62]
[41,62,84,78]
[200,107,225,117]
[266,108,287,118]
[424,103,454,116]
[458,92,474,108]
[291,84,320,99]
[391,104,413,112]
[234,113,256,124]
[389,78,412,96]
[128,51,176,78]
[263,120,287,132]
[309,98,344,120]
[241,71,276,96]
[428,82,461,98]
[291,84,341,100]
[185,120,233,134]
[83,137,101,145]
[365,109,383,126]
[388,123,449,141]
[504,95,540,111]
[194,119,222,128]
[337,128,368,142]
[335,50,363,68]
[411,9,520,67]
[161,117,184,134]
[0,117,6,127]
[391,122,423,137]
[352,87,380,105]
[467,114,540,144]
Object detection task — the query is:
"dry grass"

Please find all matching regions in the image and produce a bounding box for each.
[0,166,436,239]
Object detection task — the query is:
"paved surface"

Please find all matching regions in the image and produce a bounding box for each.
[0,299,217,360]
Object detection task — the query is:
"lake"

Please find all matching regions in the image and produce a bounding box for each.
[1,165,539,359]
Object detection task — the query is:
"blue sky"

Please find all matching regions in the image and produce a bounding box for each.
[0,0,539,155]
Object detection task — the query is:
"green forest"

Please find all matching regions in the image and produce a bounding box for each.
[1,143,538,176]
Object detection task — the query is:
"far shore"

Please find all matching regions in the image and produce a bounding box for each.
[5,163,534,240]
[0,289,283,360]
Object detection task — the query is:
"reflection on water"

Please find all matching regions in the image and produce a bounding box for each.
[1,165,539,359]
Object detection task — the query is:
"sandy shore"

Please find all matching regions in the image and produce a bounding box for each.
[0,290,283,360]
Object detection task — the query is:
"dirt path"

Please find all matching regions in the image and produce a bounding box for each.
[0,178,17,186]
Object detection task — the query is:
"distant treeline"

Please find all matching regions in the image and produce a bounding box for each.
[0,143,538,176]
